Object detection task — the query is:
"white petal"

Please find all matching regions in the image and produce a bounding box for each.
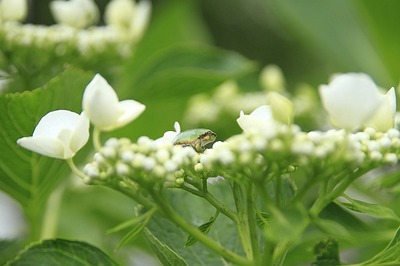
[105,0,136,28]
[319,73,382,130]
[17,137,68,159]
[105,99,145,131]
[130,0,151,40]
[0,0,27,22]
[69,112,90,152]
[236,105,273,132]
[17,110,89,159]
[32,110,83,139]
[364,87,397,131]
[82,74,123,130]
[50,0,99,28]
[173,121,181,133]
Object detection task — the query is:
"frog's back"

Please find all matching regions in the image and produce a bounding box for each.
[173,129,212,145]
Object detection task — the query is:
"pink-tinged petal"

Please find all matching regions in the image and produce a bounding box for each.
[319,73,383,130]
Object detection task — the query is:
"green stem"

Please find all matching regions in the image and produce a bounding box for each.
[93,127,102,151]
[151,191,253,266]
[247,184,261,264]
[180,184,237,222]
[40,181,67,239]
[110,180,155,210]
[233,183,254,261]
[66,158,89,181]
[310,169,368,216]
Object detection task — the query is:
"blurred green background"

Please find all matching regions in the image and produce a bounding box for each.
[2,0,400,265]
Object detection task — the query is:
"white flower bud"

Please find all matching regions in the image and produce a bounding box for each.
[0,0,28,22]
[50,0,99,29]
[194,163,204,172]
[142,157,156,171]
[266,92,294,125]
[155,148,170,163]
[101,146,117,159]
[383,153,398,165]
[164,160,178,172]
[83,163,100,178]
[83,74,145,131]
[116,162,130,176]
[121,150,135,162]
[369,151,383,162]
[260,65,285,92]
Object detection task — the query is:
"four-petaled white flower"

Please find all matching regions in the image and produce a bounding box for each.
[319,73,396,131]
[50,0,99,29]
[0,0,28,22]
[236,105,276,133]
[17,110,90,159]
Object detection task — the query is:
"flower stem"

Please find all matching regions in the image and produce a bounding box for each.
[151,191,253,266]
[310,168,368,216]
[66,158,89,181]
[247,184,261,264]
[92,127,102,151]
[233,183,254,261]
[40,181,67,239]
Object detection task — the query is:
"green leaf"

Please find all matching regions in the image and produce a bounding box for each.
[114,213,153,251]
[6,239,118,266]
[0,67,93,230]
[311,238,341,266]
[107,208,156,234]
[185,212,219,247]
[264,204,309,243]
[265,0,394,85]
[255,210,270,229]
[123,45,256,100]
[146,187,240,266]
[115,44,257,141]
[144,228,188,266]
[335,196,400,222]
[358,226,400,265]
[312,218,351,240]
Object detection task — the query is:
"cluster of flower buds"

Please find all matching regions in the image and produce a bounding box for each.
[83,137,199,188]
[0,0,151,59]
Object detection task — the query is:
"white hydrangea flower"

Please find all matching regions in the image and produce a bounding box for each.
[17,110,89,159]
[105,0,136,29]
[0,0,28,22]
[105,0,151,39]
[319,73,396,131]
[82,74,145,131]
[260,65,285,92]
[236,105,279,139]
[266,92,294,125]
[364,88,396,132]
[50,0,99,29]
